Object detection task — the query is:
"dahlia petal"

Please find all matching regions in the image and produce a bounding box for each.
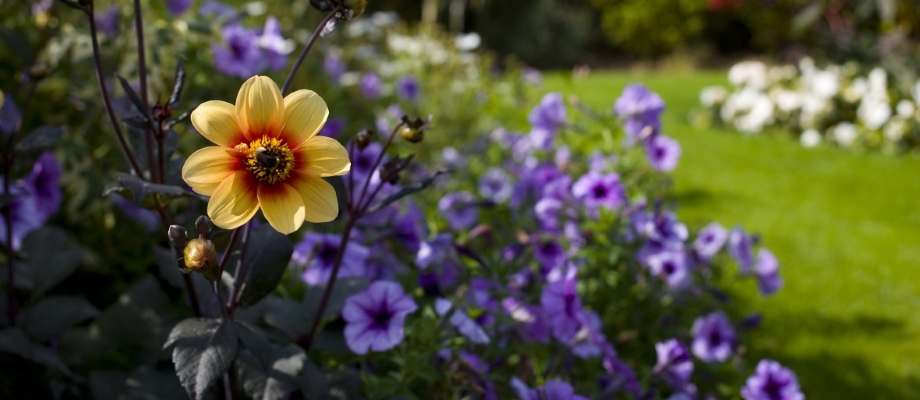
[207,171,260,230]
[190,100,245,146]
[298,136,351,177]
[258,183,306,234]
[283,90,329,148]
[236,76,284,137]
[182,146,239,196]
[292,175,339,223]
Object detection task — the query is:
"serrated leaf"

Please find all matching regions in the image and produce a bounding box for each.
[169,58,186,106]
[16,125,65,154]
[303,277,369,322]
[22,296,100,340]
[240,344,308,400]
[104,172,193,206]
[167,318,238,400]
[263,297,308,339]
[237,225,293,307]
[234,321,273,370]
[20,227,84,296]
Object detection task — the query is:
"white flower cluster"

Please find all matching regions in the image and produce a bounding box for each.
[699,58,920,151]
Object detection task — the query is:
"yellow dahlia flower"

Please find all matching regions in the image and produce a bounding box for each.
[182,76,350,234]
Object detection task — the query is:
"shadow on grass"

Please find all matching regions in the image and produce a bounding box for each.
[750,312,918,399]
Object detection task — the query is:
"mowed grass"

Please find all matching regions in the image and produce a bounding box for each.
[545,70,920,398]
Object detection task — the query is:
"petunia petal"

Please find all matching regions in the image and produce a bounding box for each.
[257,183,306,234]
[207,171,260,230]
[236,76,284,138]
[182,146,240,196]
[297,136,351,177]
[282,90,329,148]
[190,100,246,146]
[291,175,339,223]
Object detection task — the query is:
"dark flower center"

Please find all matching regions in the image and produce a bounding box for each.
[371,305,394,329]
[317,243,339,265]
[762,377,785,400]
[592,184,608,199]
[662,261,676,275]
[708,329,723,345]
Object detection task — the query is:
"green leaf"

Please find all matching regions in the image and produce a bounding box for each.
[22,296,100,340]
[233,321,273,370]
[104,172,195,206]
[240,344,309,400]
[237,225,294,307]
[116,74,150,121]
[15,125,65,154]
[20,227,84,296]
[263,297,308,339]
[166,318,238,400]
[120,365,186,400]
[303,277,369,323]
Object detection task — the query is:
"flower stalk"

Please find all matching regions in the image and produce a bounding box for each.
[281,7,341,95]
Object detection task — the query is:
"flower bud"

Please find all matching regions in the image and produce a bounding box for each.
[195,215,212,238]
[28,64,48,81]
[183,238,220,281]
[168,225,189,250]
[400,126,423,143]
[344,0,366,18]
[355,129,373,149]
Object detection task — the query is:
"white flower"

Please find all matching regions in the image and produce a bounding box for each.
[808,70,840,99]
[883,118,908,142]
[832,123,858,146]
[868,68,888,94]
[843,78,868,103]
[455,33,481,52]
[897,99,916,118]
[771,89,801,113]
[800,129,821,148]
[728,61,768,90]
[857,95,891,130]
[700,86,728,107]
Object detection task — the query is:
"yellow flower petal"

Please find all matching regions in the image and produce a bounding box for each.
[207,171,260,230]
[190,100,245,147]
[282,90,329,148]
[292,175,339,223]
[257,183,306,234]
[181,146,239,196]
[236,76,284,138]
[297,136,351,177]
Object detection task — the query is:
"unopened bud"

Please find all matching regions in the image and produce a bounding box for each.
[168,225,189,250]
[195,215,212,238]
[28,64,48,81]
[379,154,414,185]
[344,0,366,18]
[183,238,219,281]
[400,126,423,143]
[355,129,372,149]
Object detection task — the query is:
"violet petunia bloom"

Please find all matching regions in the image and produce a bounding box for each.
[541,274,583,343]
[571,310,611,359]
[478,168,513,204]
[416,234,463,293]
[0,152,62,250]
[694,223,728,262]
[324,55,346,84]
[391,202,426,252]
[511,378,589,400]
[95,6,120,37]
[435,298,490,344]
[396,75,421,102]
[167,0,192,15]
[753,248,783,296]
[0,94,21,135]
[728,227,755,273]
[502,297,550,342]
[342,281,418,355]
[200,1,237,20]
[654,339,694,389]
[258,16,292,71]
[571,171,627,213]
[534,237,567,272]
[295,233,369,286]
[360,73,383,99]
[741,360,804,400]
[646,248,690,289]
[632,209,688,246]
[349,142,383,181]
[691,312,736,362]
[319,117,346,138]
[535,197,564,232]
[603,356,642,397]
[528,93,567,150]
[438,191,479,231]
[212,24,265,78]
[615,83,665,145]
[645,134,681,172]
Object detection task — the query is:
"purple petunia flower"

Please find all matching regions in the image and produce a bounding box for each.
[571,310,611,359]
[511,378,589,400]
[603,356,642,397]
[571,171,627,213]
[111,194,159,234]
[323,55,346,84]
[541,274,583,343]
[295,233,369,286]
[615,83,665,145]
[438,191,479,231]
[502,297,550,342]
[396,75,421,102]
[694,223,728,262]
[528,93,567,150]
[654,339,694,389]
[0,152,62,250]
[691,312,736,362]
[754,248,783,295]
[728,227,755,273]
[96,6,120,37]
[0,94,21,135]
[588,150,614,172]
[212,24,265,78]
[360,73,383,99]
[478,168,513,204]
[416,233,462,293]
[167,0,192,16]
[200,1,237,20]
[342,281,418,354]
[535,197,565,232]
[391,202,426,252]
[533,237,567,272]
[645,134,681,172]
[435,298,490,344]
[741,360,804,400]
[259,16,291,71]
[632,209,688,246]
[646,248,690,289]
[319,117,346,138]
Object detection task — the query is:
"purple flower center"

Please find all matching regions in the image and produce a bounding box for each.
[662,261,676,275]
[317,242,339,264]
[708,329,722,345]
[592,184,608,199]
[762,377,785,400]
[371,305,394,330]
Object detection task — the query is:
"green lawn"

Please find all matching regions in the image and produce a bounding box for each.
[545,71,920,398]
